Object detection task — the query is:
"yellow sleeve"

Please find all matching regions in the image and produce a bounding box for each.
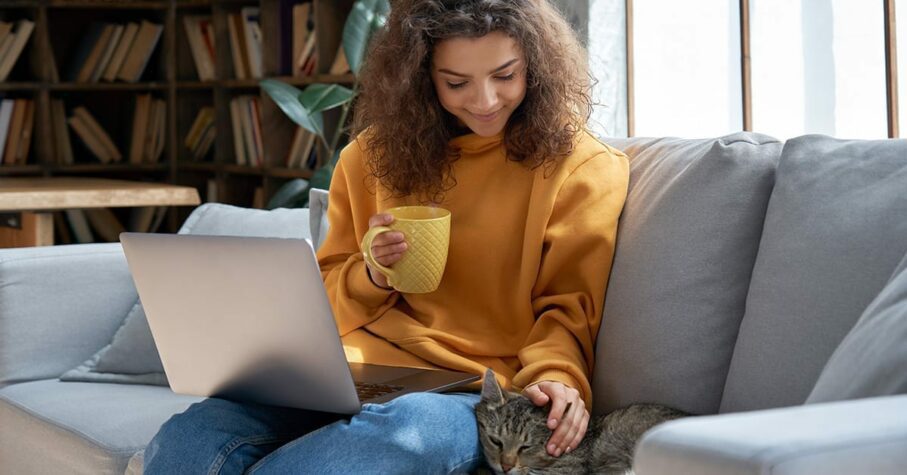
[511,150,629,406]
[316,143,400,336]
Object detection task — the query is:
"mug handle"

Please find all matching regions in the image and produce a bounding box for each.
[360,226,397,285]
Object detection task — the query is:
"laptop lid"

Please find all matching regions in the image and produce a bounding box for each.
[120,233,478,415]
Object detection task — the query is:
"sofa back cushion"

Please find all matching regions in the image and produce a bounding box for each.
[807,251,907,403]
[721,136,907,412]
[593,132,782,416]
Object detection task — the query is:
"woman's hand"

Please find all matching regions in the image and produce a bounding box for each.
[522,381,589,457]
[365,213,408,289]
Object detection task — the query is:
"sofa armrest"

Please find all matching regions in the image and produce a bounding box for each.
[0,243,139,387]
[634,394,907,475]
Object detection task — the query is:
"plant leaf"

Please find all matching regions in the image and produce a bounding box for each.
[260,79,324,137]
[343,0,390,75]
[299,84,354,113]
[267,178,310,209]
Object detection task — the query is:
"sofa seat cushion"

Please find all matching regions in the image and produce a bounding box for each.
[721,135,907,412]
[0,379,202,474]
[594,132,782,416]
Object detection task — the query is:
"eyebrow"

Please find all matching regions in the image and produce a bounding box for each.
[437,59,520,78]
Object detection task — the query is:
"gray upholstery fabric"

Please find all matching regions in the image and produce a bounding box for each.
[807,251,907,403]
[593,132,782,416]
[0,243,137,388]
[61,203,312,385]
[309,187,330,250]
[0,379,201,475]
[721,136,907,413]
[635,394,907,475]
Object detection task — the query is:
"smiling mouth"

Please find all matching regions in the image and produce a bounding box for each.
[471,110,500,122]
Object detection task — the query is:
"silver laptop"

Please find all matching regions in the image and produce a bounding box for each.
[119,232,478,415]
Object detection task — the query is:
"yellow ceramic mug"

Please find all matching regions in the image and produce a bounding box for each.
[360,206,451,293]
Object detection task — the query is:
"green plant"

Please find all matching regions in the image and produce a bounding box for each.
[262,0,390,209]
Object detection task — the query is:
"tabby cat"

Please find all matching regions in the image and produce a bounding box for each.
[475,369,688,475]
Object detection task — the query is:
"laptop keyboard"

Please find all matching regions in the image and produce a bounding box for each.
[355,381,404,400]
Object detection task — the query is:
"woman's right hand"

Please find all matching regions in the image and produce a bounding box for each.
[365,213,408,289]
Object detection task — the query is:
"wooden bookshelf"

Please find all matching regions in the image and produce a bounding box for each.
[0,0,356,230]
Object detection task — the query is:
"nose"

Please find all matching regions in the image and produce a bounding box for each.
[473,81,499,112]
[501,463,514,472]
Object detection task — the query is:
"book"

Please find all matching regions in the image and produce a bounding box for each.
[77,23,115,83]
[248,97,264,166]
[226,13,248,79]
[67,114,111,163]
[193,124,215,160]
[53,212,73,245]
[148,206,168,233]
[73,106,122,162]
[103,22,139,82]
[14,98,34,164]
[51,99,74,164]
[286,126,317,169]
[229,97,246,165]
[148,99,166,163]
[183,15,215,81]
[129,93,152,164]
[329,44,351,75]
[206,178,218,202]
[236,97,257,166]
[117,20,163,83]
[0,22,13,50]
[201,19,216,73]
[0,20,35,82]
[129,206,156,233]
[296,21,317,77]
[290,2,314,76]
[184,106,214,151]
[84,208,125,242]
[0,100,14,160]
[240,7,263,78]
[3,99,27,165]
[91,24,124,83]
[64,209,94,243]
[66,22,105,82]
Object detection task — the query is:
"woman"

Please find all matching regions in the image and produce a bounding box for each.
[144,0,628,473]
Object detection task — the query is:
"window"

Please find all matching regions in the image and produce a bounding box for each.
[588,0,628,138]
[898,0,905,135]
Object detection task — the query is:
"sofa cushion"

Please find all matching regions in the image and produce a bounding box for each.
[807,251,907,403]
[309,187,330,250]
[0,379,201,474]
[593,132,782,416]
[721,136,907,412]
[61,203,312,386]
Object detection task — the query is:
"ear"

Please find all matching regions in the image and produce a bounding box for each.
[480,368,505,405]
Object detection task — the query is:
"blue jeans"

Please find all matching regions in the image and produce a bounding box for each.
[143,392,484,474]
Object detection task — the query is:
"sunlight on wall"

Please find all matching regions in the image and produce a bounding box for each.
[589,0,628,138]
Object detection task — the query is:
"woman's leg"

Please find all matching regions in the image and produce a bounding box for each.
[248,392,484,475]
[143,397,341,475]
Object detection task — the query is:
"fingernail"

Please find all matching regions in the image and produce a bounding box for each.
[555,448,562,457]
[548,418,557,427]
[547,443,556,454]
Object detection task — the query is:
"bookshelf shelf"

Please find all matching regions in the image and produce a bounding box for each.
[48,82,170,92]
[1,0,356,238]
[47,1,170,10]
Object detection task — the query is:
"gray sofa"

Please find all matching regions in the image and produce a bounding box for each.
[1,133,905,474]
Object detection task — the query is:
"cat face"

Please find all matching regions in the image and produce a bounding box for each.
[475,369,558,474]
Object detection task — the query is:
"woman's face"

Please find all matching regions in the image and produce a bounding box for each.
[431,31,527,137]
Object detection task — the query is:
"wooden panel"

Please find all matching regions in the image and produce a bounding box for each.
[0,178,201,211]
[0,212,53,248]
[885,0,899,138]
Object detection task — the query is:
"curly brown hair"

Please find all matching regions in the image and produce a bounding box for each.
[352,0,592,200]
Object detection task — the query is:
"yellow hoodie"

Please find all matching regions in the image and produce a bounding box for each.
[318,130,629,405]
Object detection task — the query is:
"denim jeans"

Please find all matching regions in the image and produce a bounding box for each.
[143,392,484,475]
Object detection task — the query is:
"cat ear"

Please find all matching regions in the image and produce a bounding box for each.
[481,368,505,405]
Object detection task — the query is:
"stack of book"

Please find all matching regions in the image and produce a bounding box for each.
[226,8,263,79]
[67,20,163,83]
[49,99,74,164]
[128,94,166,164]
[66,106,122,163]
[285,126,318,170]
[183,15,216,81]
[0,19,35,82]
[184,106,215,160]
[229,95,264,166]
[0,98,35,165]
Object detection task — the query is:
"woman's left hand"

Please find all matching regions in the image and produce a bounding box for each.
[522,381,589,457]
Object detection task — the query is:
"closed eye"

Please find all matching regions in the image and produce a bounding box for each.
[489,436,503,448]
[495,73,515,81]
[517,444,532,453]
